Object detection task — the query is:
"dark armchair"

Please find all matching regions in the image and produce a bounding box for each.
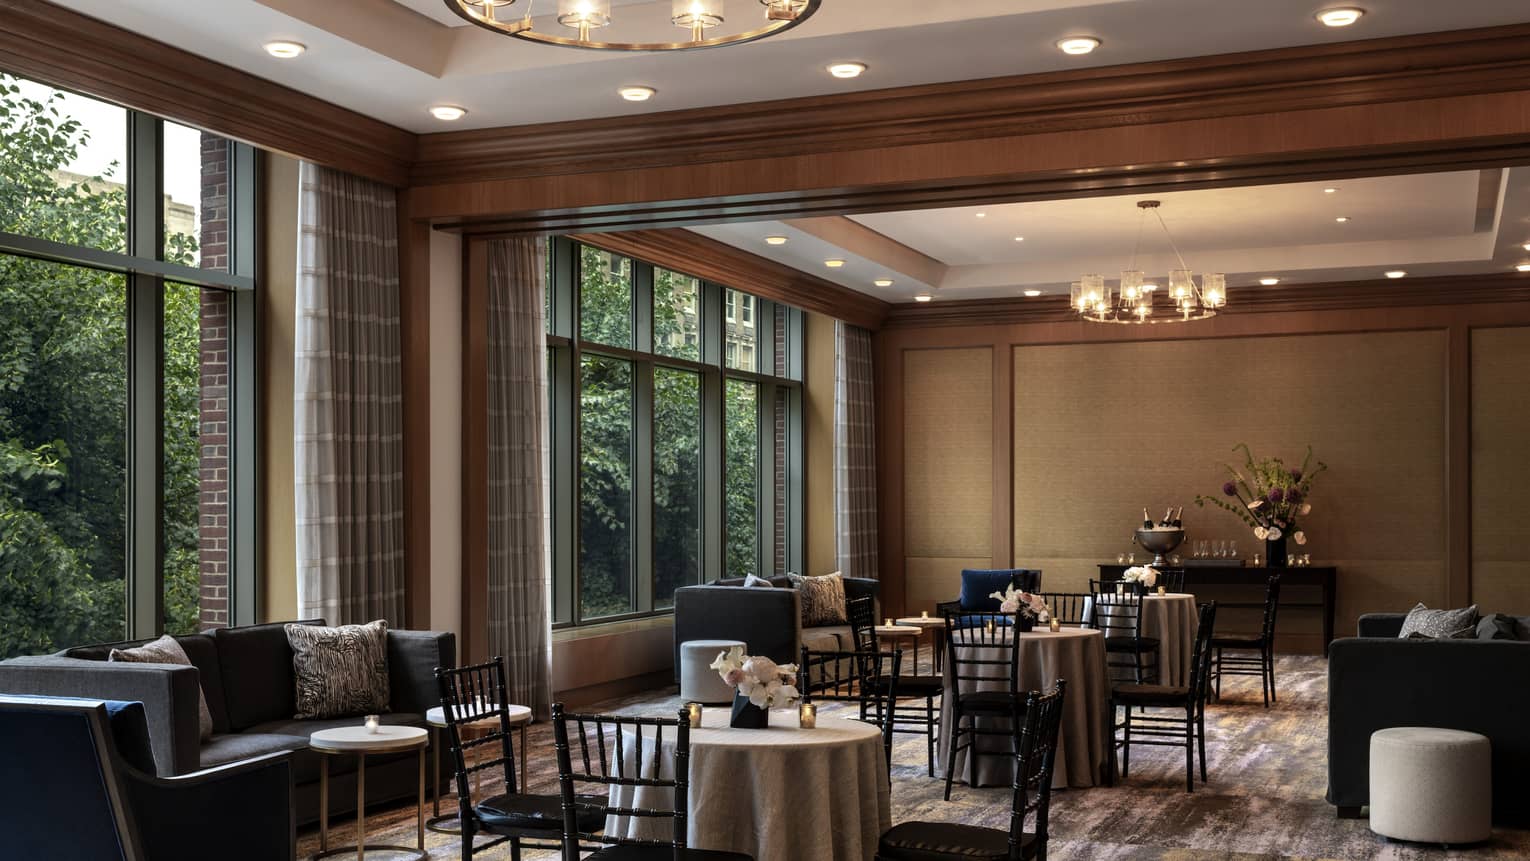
[0,695,295,860]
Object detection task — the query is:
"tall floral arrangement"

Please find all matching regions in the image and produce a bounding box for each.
[1194,443,1326,545]
[710,645,799,709]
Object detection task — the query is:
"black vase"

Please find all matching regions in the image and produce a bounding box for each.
[730,692,768,729]
[1016,615,1035,633]
[1265,535,1289,568]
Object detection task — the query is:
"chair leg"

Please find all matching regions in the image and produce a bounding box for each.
[926,695,936,777]
[1198,708,1208,783]
[510,836,522,861]
[1185,711,1195,793]
[1213,647,1222,701]
[944,710,960,801]
[967,714,979,791]
[1120,706,1131,778]
[1267,649,1278,704]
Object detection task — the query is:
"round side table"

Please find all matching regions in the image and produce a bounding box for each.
[424,704,533,834]
[309,724,428,861]
[875,624,923,672]
[895,615,950,673]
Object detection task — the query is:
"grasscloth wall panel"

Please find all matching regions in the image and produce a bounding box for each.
[904,348,993,604]
[1012,332,1448,641]
[1471,327,1530,614]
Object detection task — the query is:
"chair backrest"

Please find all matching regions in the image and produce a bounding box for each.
[847,595,877,652]
[435,657,521,804]
[800,646,901,769]
[1260,574,1282,641]
[551,704,693,859]
[1088,580,1145,639]
[942,607,1021,694]
[1158,569,1187,593]
[1188,601,1219,708]
[1035,592,1091,627]
[1006,681,1068,861]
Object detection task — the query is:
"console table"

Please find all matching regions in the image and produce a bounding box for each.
[1097,564,1337,656]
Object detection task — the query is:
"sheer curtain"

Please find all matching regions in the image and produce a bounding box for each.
[293,162,406,625]
[486,237,553,717]
[834,321,879,579]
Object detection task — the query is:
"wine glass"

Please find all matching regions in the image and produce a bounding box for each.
[1229,540,1239,560]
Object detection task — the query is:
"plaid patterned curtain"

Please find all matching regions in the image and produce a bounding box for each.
[486,237,553,718]
[834,322,879,579]
[294,162,406,625]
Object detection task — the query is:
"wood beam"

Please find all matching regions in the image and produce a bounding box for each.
[783,216,948,287]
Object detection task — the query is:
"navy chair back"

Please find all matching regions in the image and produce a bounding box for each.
[959,569,1043,611]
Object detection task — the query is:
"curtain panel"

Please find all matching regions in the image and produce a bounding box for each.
[294,162,406,625]
[486,237,553,717]
[834,322,879,579]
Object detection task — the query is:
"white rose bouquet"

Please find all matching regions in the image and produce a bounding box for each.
[1121,566,1159,588]
[710,645,800,709]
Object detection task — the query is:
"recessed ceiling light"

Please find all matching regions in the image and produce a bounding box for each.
[1523,242,1530,251]
[975,212,987,219]
[1385,270,1407,279]
[1335,216,1350,223]
[263,40,306,59]
[428,105,467,121]
[827,62,867,79]
[1013,236,1025,242]
[1518,264,1530,273]
[1259,277,1280,286]
[1056,37,1101,55]
[764,235,788,246]
[1316,7,1364,27]
[873,278,894,287]
[914,293,933,303]
[1323,187,1339,194]
[618,86,656,102]
[1023,290,1042,297]
[824,259,846,268]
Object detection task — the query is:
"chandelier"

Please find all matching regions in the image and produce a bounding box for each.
[444,0,822,51]
[1072,200,1227,324]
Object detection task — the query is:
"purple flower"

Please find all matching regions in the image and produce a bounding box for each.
[1290,469,1302,482]
[1222,481,1238,496]
[1268,488,1284,503]
[1286,487,1303,504]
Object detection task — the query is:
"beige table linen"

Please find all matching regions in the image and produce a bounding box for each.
[1091,593,1199,685]
[937,627,1110,789]
[606,708,890,861]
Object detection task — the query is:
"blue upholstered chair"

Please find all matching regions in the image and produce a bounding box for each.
[959,569,1043,611]
[0,695,295,861]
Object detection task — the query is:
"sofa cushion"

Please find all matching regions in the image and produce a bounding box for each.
[1398,603,1478,640]
[803,625,855,653]
[788,572,848,627]
[236,712,426,784]
[743,574,774,588]
[286,620,391,719]
[200,732,311,771]
[212,619,324,731]
[1477,614,1522,641]
[109,634,214,742]
[173,634,231,735]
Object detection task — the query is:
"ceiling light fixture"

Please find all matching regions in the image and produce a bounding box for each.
[1518,264,1530,273]
[445,0,820,51]
[1259,277,1281,286]
[873,278,894,287]
[428,105,467,121]
[1023,290,1042,297]
[824,259,846,268]
[1385,270,1407,279]
[1323,187,1339,194]
[263,40,306,58]
[827,62,866,79]
[1335,216,1350,223]
[764,235,788,246]
[1014,236,1025,242]
[1056,36,1101,55]
[1316,7,1365,27]
[914,293,933,303]
[618,86,656,101]
[1072,199,1226,325]
[975,212,987,219]
[1523,242,1530,251]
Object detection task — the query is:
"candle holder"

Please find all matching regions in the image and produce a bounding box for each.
[686,702,703,728]
[1049,618,1061,633]
[884,618,892,628]
[921,610,929,619]
[798,702,817,729]
[984,619,996,635]
[1157,585,1166,596]
[364,714,380,734]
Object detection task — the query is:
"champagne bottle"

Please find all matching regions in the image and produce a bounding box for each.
[1171,506,1184,528]
[1142,508,1154,530]
[1161,507,1175,528]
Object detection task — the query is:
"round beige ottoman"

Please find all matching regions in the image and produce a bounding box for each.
[680,639,746,704]
[1370,727,1491,846]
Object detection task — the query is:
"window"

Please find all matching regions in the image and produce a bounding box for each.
[547,238,803,627]
[0,73,257,657]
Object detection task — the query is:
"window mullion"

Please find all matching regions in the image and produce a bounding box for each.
[126,111,165,639]
[635,360,654,612]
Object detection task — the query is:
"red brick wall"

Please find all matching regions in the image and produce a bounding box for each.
[198,136,230,630]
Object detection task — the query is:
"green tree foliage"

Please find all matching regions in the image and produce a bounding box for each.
[0,76,204,656]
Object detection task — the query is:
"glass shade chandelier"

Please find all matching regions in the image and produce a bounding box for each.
[1072,200,1228,324]
[445,0,821,51]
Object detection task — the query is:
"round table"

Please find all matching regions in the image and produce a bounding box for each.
[606,707,890,861]
[875,624,923,671]
[309,724,429,861]
[937,627,1111,789]
[423,704,533,833]
[1089,593,1199,685]
[894,616,950,672]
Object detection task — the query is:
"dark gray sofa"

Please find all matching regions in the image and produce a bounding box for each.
[1328,612,1530,826]
[672,576,880,681]
[0,619,455,826]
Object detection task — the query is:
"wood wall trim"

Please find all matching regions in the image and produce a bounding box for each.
[568,229,891,331]
[410,24,1530,187]
[460,240,490,663]
[398,201,432,629]
[0,0,414,186]
[883,274,1530,329]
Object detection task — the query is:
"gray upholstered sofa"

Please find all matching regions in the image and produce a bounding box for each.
[0,619,455,825]
[672,576,880,681]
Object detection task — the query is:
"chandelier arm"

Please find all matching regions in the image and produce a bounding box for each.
[1129,206,1147,272]
[1152,208,1193,274]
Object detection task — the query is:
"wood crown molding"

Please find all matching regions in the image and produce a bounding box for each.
[410,23,1530,187]
[568,229,890,331]
[0,0,415,186]
[882,273,1530,329]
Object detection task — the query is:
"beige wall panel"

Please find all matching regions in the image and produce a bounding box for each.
[904,348,993,559]
[1014,331,1449,636]
[806,311,838,576]
[905,556,994,614]
[260,153,299,622]
[1472,327,1530,614]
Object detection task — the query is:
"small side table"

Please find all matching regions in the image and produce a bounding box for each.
[875,624,923,672]
[310,725,428,861]
[895,616,950,673]
[424,704,533,834]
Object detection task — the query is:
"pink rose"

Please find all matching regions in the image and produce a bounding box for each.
[724,668,745,686]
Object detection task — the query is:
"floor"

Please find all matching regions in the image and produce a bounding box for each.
[295,656,1528,860]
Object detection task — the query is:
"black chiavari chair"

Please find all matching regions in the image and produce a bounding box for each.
[849,596,943,775]
[940,607,1023,801]
[1110,601,1218,793]
[1157,569,1187,593]
[1211,573,1282,706]
[799,645,901,772]
[1034,592,1091,628]
[551,704,753,861]
[1089,579,1160,684]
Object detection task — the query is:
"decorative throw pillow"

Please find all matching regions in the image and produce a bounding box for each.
[1397,603,1479,640]
[743,574,775,588]
[787,571,848,627]
[285,620,391,720]
[1476,614,1523,641]
[110,634,214,741]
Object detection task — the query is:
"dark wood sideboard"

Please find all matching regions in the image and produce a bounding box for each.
[1097,564,1337,657]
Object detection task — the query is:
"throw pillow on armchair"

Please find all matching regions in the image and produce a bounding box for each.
[285,620,391,719]
[787,571,848,627]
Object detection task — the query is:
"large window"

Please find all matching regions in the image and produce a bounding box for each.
[547,237,803,627]
[0,73,257,657]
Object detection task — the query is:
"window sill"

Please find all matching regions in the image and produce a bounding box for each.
[552,613,675,643]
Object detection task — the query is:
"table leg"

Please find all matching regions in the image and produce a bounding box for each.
[417,746,426,851]
[356,754,366,861]
[319,756,329,853]
[430,726,440,817]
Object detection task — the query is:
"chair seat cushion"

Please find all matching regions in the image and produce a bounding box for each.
[878,820,1033,860]
[956,690,1017,713]
[476,792,606,835]
[1211,635,1264,648]
[587,846,753,861]
[1104,636,1159,651]
[869,674,944,697]
[1111,683,1189,706]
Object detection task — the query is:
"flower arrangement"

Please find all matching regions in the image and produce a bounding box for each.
[709,645,799,709]
[1194,443,1326,546]
[1121,566,1159,587]
[990,585,1049,619]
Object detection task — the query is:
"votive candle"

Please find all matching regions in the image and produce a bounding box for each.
[921,610,929,619]
[364,714,380,734]
[884,618,893,628]
[985,619,996,635]
[799,702,817,728]
[1157,585,1166,596]
[686,702,703,728]
[1049,618,1060,633]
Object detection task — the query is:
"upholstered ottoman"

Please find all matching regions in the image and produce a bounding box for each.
[680,639,746,704]
[1370,727,1491,846]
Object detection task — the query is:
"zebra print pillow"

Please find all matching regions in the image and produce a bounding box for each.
[285,620,391,719]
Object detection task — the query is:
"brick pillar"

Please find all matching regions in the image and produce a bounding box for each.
[198,136,231,630]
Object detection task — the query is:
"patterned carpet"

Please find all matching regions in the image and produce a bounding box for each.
[296,656,1528,860]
